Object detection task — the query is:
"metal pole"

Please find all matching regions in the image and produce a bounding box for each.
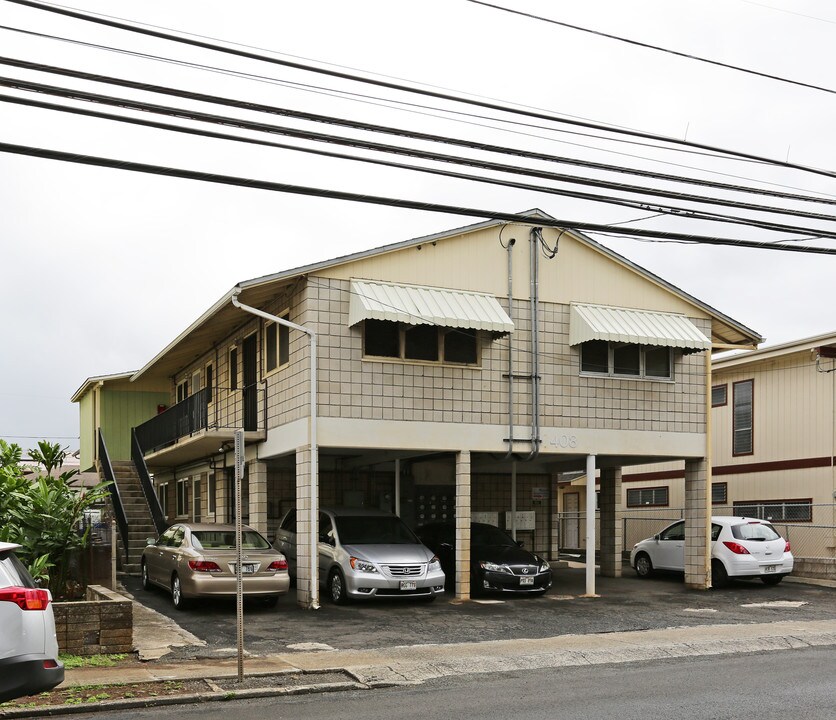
[110,519,116,590]
[511,461,517,540]
[394,458,401,515]
[585,454,598,597]
[234,429,244,682]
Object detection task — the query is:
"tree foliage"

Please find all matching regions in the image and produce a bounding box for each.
[0,440,111,594]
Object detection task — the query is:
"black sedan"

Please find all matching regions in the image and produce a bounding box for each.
[417,522,552,596]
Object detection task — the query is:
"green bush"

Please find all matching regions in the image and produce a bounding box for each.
[0,439,111,596]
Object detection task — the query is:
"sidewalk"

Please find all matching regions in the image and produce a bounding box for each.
[62,618,836,689]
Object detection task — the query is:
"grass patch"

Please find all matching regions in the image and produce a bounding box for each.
[59,653,127,669]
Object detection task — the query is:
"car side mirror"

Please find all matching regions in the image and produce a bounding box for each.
[146,537,156,546]
[439,542,453,550]
[516,540,524,547]
[654,534,661,542]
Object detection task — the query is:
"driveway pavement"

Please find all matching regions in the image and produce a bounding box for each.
[120,563,836,661]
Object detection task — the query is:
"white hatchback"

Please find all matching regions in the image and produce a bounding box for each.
[0,542,64,703]
[630,516,794,587]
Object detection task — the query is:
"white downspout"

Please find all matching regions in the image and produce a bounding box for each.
[231,289,320,610]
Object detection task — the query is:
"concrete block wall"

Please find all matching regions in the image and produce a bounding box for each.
[52,585,133,656]
[301,277,708,433]
[794,557,836,581]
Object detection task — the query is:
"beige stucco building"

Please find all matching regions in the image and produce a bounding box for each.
[75,211,762,606]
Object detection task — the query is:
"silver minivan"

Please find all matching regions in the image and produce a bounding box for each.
[0,542,64,702]
[275,508,446,603]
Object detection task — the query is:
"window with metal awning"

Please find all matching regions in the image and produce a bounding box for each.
[570,303,710,379]
[348,279,514,365]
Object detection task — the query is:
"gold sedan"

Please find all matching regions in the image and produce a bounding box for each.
[141,523,290,610]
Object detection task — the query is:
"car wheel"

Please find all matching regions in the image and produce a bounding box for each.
[171,573,190,610]
[762,574,783,586]
[634,553,654,578]
[141,561,152,591]
[711,559,729,589]
[328,569,350,605]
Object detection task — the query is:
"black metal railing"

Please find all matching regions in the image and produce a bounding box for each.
[134,385,263,455]
[98,429,130,564]
[131,429,167,535]
[134,387,210,454]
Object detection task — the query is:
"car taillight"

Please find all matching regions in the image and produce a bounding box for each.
[722,541,751,555]
[0,586,51,610]
[43,659,59,669]
[188,560,222,573]
[267,559,288,571]
[784,541,791,553]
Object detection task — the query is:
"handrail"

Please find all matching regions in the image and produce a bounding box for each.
[98,429,130,564]
[131,429,167,535]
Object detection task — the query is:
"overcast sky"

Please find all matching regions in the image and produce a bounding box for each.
[1,0,835,451]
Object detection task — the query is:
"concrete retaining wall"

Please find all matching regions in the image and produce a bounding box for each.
[52,585,133,656]
[794,557,836,581]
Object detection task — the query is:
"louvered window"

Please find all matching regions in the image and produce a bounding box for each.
[733,379,754,456]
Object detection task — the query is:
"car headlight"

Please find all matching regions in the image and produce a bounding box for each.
[428,555,441,571]
[480,561,512,574]
[537,556,550,573]
[349,557,378,573]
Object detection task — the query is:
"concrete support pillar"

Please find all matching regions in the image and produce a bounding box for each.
[455,450,471,601]
[684,457,711,590]
[295,446,319,608]
[248,460,268,534]
[599,467,623,578]
[549,472,560,561]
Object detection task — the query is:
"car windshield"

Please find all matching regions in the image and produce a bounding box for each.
[335,516,419,545]
[472,524,516,547]
[730,522,781,542]
[192,530,271,550]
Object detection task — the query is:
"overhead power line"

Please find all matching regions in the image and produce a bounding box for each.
[2,140,836,255]
[467,0,836,97]
[2,57,834,210]
[7,0,836,181]
[3,80,836,240]
[5,89,836,241]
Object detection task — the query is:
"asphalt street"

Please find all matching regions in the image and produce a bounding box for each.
[121,564,836,660]
[48,646,836,720]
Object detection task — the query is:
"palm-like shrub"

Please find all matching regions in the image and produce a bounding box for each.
[0,440,110,594]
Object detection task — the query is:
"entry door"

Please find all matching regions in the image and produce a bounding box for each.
[564,492,580,549]
[242,333,258,431]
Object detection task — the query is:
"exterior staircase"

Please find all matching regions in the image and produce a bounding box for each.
[101,460,159,576]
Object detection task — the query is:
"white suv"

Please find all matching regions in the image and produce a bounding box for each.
[0,542,64,703]
[630,516,794,587]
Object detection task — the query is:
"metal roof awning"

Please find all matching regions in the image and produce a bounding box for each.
[348,279,514,333]
[569,303,711,350]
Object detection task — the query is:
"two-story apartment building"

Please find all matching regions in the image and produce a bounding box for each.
[74,211,762,607]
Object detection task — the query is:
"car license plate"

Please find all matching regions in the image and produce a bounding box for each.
[400,580,417,591]
[764,565,777,573]
[519,576,535,586]
[233,563,256,574]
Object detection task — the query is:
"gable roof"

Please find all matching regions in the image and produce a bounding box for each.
[713,331,836,371]
[132,210,763,382]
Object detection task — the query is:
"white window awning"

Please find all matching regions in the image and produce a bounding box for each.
[569,303,711,350]
[348,279,514,333]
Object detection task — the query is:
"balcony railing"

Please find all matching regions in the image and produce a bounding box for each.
[134,384,263,455]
